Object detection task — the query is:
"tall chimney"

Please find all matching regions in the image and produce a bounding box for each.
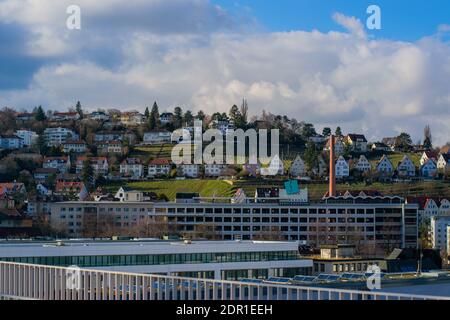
[329,135,336,197]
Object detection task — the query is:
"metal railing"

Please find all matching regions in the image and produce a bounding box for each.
[0,262,448,300]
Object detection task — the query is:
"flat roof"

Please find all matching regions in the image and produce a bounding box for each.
[0,240,300,258]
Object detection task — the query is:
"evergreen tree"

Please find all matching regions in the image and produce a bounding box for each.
[75,101,83,118]
[81,159,94,188]
[36,135,48,155]
[35,106,46,121]
[144,107,150,118]
[335,127,342,137]
[304,141,319,172]
[196,110,206,121]
[183,110,194,126]
[240,99,249,127]
[322,127,332,137]
[423,125,433,150]
[173,107,183,128]
[149,102,160,130]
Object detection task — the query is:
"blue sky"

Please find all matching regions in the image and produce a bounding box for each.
[0,0,449,144]
[215,0,450,41]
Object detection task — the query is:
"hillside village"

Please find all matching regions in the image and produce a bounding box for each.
[0,102,449,247]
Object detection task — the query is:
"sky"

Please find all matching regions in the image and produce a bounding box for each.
[0,0,449,145]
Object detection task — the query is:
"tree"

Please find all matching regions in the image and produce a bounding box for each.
[322,127,332,137]
[35,106,46,121]
[81,159,94,188]
[75,101,83,119]
[335,127,342,137]
[144,107,150,118]
[149,102,160,130]
[183,110,194,126]
[396,132,413,151]
[300,123,317,139]
[196,110,206,121]
[303,141,319,172]
[173,107,183,128]
[35,134,48,155]
[423,125,433,150]
[239,99,249,128]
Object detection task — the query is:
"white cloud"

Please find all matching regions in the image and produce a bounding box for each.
[0,3,449,145]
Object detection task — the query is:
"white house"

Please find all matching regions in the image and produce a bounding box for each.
[437,154,450,172]
[324,138,345,156]
[43,127,79,147]
[120,158,144,178]
[397,155,416,177]
[178,164,199,178]
[76,157,109,176]
[345,134,368,153]
[420,160,438,179]
[354,155,371,172]
[159,113,173,125]
[50,112,80,121]
[209,119,235,136]
[376,155,394,175]
[33,168,58,182]
[260,155,284,176]
[430,216,450,250]
[97,141,123,155]
[115,187,144,202]
[370,142,390,152]
[15,130,38,147]
[205,163,228,177]
[62,140,87,153]
[55,181,88,200]
[420,151,438,166]
[148,159,171,177]
[43,156,71,174]
[143,130,172,145]
[36,183,52,197]
[88,111,110,122]
[119,111,146,126]
[335,156,349,178]
[0,134,24,150]
[289,155,307,177]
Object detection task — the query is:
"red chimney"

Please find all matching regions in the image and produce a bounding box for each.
[329,135,336,197]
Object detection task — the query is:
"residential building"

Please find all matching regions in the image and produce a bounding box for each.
[397,155,416,177]
[430,216,450,250]
[159,112,174,125]
[0,134,24,150]
[36,183,52,197]
[0,240,313,281]
[0,208,34,237]
[290,155,307,177]
[14,112,35,122]
[345,134,368,153]
[143,130,172,145]
[209,119,235,136]
[119,111,145,126]
[148,159,171,177]
[260,155,284,176]
[376,155,394,176]
[308,135,327,144]
[88,111,110,122]
[94,131,124,142]
[381,137,398,152]
[178,164,200,178]
[15,130,38,147]
[370,142,390,152]
[62,140,87,153]
[43,156,71,174]
[243,163,260,177]
[55,181,89,200]
[335,156,349,178]
[33,168,58,183]
[437,154,450,173]
[205,163,228,177]
[50,112,80,122]
[115,187,144,202]
[0,183,27,197]
[43,127,79,147]
[98,140,123,155]
[120,158,144,178]
[324,137,345,156]
[76,157,109,176]
[420,160,438,179]
[420,151,438,166]
[354,155,371,172]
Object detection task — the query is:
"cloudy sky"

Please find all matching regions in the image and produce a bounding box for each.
[0,0,449,145]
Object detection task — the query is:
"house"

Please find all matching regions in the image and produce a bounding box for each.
[36,183,52,196]
[430,216,450,250]
[205,163,228,177]
[420,159,438,179]
[0,182,27,197]
[209,119,235,136]
[33,168,58,182]
[94,131,136,145]
[88,111,110,122]
[160,113,174,125]
[147,159,171,177]
[75,157,109,176]
[115,187,144,202]
[97,141,124,155]
[120,158,144,178]
[15,130,38,147]
[143,130,172,145]
[354,155,371,172]
[420,151,438,166]
[0,134,24,150]
[309,135,327,144]
[119,111,145,126]
[289,155,307,177]
[371,142,390,152]
[43,127,79,147]
[62,140,87,153]
[345,134,368,153]
[397,155,416,177]
[324,137,345,156]
[43,156,71,174]
[376,155,394,176]
[15,112,35,121]
[50,112,80,121]
[55,181,88,200]
[0,208,34,237]
[335,156,349,178]
[437,154,450,172]
[242,164,261,177]
[382,137,398,151]
[178,164,200,178]
[260,155,284,176]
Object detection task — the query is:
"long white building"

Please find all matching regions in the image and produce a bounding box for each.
[0,240,312,281]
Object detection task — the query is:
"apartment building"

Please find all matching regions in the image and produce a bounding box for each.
[43,127,79,147]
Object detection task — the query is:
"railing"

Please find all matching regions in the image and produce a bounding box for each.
[0,262,448,301]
